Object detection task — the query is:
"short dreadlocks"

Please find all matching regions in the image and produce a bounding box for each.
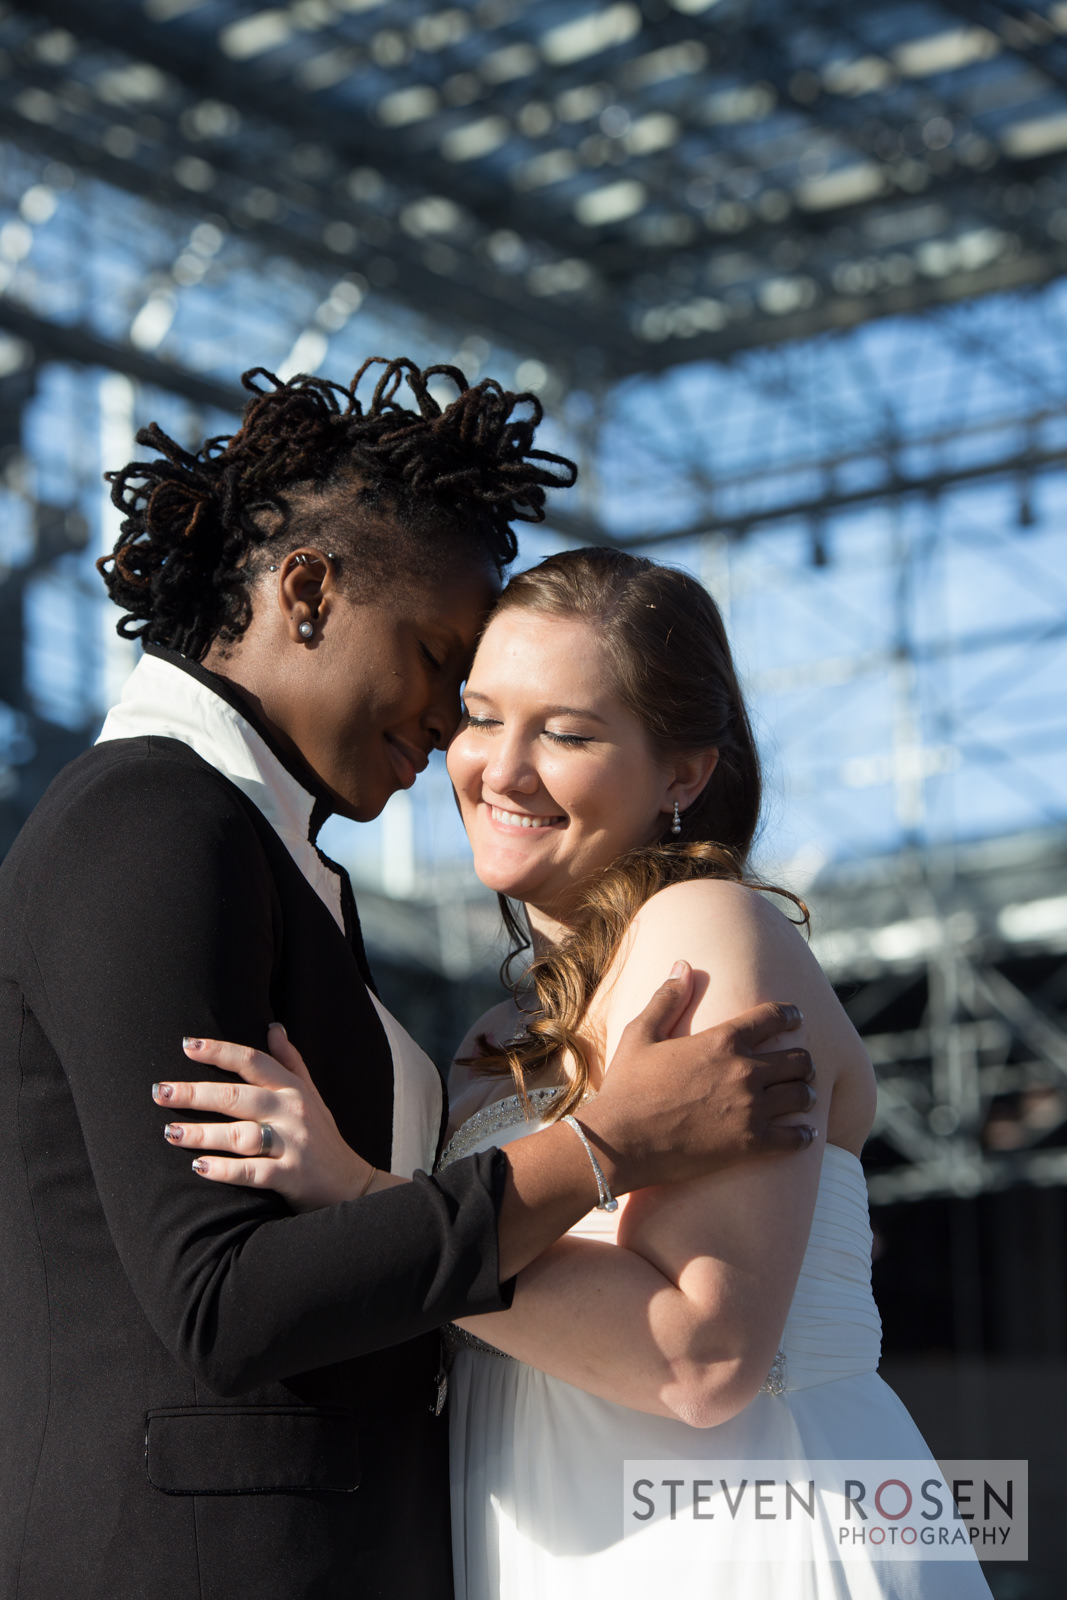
[99,357,578,660]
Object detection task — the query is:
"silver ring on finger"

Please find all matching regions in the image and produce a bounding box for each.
[258,1122,276,1158]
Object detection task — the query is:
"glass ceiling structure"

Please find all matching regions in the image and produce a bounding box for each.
[7,0,1067,381]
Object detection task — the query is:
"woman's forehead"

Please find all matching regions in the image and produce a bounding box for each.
[402,560,498,638]
[396,549,495,603]
[472,609,609,681]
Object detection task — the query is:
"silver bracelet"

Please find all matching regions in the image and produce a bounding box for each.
[561,1114,618,1213]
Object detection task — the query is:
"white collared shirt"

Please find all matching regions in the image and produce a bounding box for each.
[97,650,442,1177]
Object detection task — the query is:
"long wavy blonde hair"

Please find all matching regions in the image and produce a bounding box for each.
[468,547,806,1118]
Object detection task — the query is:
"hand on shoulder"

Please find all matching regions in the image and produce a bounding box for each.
[600,876,812,1053]
[598,875,875,1153]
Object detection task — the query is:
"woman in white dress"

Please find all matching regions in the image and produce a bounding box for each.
[166,548,993,1599]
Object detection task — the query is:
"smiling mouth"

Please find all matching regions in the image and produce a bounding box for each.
[489,805,565,830]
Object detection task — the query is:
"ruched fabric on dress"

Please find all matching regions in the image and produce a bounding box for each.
[776,1149,883,1393]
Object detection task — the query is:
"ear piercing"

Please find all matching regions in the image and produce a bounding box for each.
[672,800,682,835]
[269,553,337,573]
[298,621,314,639]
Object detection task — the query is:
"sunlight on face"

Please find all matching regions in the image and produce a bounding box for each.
[446,610,677,924]
[284,563,495,823]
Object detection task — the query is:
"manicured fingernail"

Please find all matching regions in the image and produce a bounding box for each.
[183,1037,204,1051]
[669,960,686,980]
[269,1021,288,1039]
[785,1005,804,1023]
[152,1083,174,1101]
[191,1158,208,1175]
[164,1124,183,1143]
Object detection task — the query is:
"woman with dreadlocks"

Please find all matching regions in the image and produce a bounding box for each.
[0,359,814,1600]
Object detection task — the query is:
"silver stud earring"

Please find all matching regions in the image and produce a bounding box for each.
[671,800,682,836]
[298,621,314,640]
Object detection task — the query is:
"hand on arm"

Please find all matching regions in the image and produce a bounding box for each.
[165,969,814,1423]
[456,881,833,1424]
[488,964,814,1281]
[164,961,815,1290]
[156,1026,407,1209]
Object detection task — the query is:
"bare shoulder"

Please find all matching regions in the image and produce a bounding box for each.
[634,873,797,922]
[598,876,814,1037]
[599,875,876,1148]
[622,875,839,1027]
[624,876,813,973]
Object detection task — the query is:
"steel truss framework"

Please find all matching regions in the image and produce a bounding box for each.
[0,0,1065,1208]
[9,0,1067,376]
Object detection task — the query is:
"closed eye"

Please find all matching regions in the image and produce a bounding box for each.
[463,714,589,747]
[419,641,443,671]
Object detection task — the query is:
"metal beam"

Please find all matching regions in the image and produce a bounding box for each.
[0,297,244,413]
[1,0,634,328]
[867,1148,1067,1205]
[0,102,613,377]
[968,963,1067,1088]
[10,0,1067,375]
[548,430,1067,546]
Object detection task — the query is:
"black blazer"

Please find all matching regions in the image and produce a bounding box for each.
[0,693,509,1598]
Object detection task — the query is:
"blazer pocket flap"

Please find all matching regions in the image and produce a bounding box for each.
[146,1405,360,1494]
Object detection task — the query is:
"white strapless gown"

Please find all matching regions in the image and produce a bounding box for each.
[440,1090,993,1600]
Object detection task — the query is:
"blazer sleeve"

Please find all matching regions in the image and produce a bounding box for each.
[19,744,510,1397]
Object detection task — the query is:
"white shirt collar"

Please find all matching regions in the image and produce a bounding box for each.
[96,649,347,934]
